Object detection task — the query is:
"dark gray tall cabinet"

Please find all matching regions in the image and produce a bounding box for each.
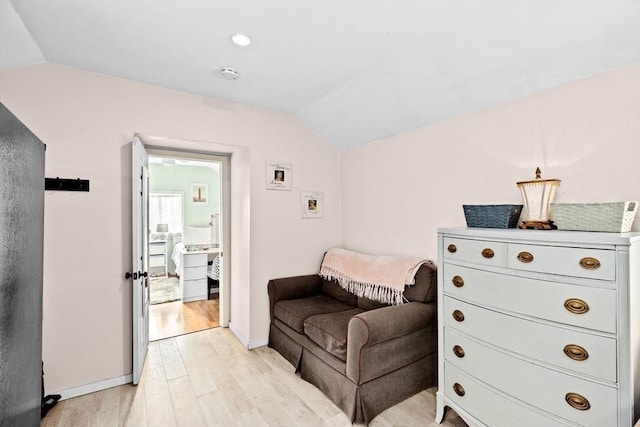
[0,102,45,426]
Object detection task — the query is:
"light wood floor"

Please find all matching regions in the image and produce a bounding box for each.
[40,327,468,427]
[149,296,220,341]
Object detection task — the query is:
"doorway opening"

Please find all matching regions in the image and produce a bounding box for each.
[145,151,229,341]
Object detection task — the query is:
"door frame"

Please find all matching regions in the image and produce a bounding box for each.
[146,147,231,326]
[135,133,251,335]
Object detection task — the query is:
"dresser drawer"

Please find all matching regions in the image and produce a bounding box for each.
[443,237,507,267]
[149,242,165,255]
[443,264,617,333]
[182,265,207,281]
[443,327,617,426]
[182,253,208,268]
[183,278,207,298]
[149,254,165,267]
[443,365,570,427]
[507,244,616,281]
[444,311,616,381]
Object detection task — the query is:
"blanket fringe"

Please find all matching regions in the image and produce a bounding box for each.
[320,266,406,305]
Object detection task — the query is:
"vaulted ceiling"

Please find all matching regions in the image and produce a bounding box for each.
[2,0,639,150]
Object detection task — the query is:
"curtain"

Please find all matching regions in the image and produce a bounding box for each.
[149,193,183,234]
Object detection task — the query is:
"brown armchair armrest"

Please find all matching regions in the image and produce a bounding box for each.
[346,302,437,384]
[267,274,323,321]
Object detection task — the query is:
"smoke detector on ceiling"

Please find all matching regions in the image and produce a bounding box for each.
[218,67,240,80]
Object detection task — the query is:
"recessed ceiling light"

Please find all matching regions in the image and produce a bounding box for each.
[231,33,251,47]
[217,67,240,80]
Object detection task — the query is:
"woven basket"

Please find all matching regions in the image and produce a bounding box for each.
[463,205,523,229]
[551,202,638,232]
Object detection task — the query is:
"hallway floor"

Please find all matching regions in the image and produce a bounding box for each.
[149,296,219,341]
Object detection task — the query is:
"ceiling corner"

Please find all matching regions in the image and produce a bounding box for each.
[0,0,46,69]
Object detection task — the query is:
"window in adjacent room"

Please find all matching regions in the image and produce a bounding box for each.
[149,192,183,234]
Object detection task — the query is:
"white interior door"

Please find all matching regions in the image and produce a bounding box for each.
[131,136,150,384]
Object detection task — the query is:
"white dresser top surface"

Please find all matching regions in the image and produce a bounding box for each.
[438,227,640,246]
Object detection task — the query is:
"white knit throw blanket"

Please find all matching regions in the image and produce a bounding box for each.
[319,248,427,305]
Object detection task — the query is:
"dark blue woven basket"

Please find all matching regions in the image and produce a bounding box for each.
[463,204,523,228]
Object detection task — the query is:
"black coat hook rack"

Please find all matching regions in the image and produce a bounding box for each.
[45,177,90,192]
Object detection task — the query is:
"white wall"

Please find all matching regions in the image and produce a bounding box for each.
[2,60,637,397]
[342,64,640,261]
[0,63,341,395]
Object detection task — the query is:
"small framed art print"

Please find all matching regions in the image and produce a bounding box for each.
[266,161,292,191]
[301,191,324,218]
[190,183,208,204]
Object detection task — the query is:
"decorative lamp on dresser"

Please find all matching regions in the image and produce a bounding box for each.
[435,227,640,427]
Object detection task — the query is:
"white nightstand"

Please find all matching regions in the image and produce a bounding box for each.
[149,240,167,276]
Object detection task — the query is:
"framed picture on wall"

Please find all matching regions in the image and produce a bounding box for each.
[301,191,324,218]
[266,161,292,191]
[190,183,208,204]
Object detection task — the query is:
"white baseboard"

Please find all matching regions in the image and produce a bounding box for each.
[228,322,268,349]
[229,322,249,348]
[54,328,265,401]
[249,337,268,349]
[54,374,133,401]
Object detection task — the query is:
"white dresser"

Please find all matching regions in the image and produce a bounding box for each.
[179,251,208,302]
[435,227,640,427]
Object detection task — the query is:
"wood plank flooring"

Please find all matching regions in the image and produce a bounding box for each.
[149,297,219,341]
[40,327,468,427]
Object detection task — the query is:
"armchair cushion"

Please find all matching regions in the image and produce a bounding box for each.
[274,295,355,334]
[322,279,358,305]
[357,296,390,311]
[304,308,365,361]
[268,274,323,321]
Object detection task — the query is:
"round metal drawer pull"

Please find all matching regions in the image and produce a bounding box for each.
[452,276,464,288]
[517,251,534,263]
[565,392,590,411]
[563,344,589,361]
[481,248,494,259]
[453,383,466,397]
[453,345,465,358]
[452,310,465,322]
[564,298,590,315]
[579,257,601,270]
[447,244,457,253]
